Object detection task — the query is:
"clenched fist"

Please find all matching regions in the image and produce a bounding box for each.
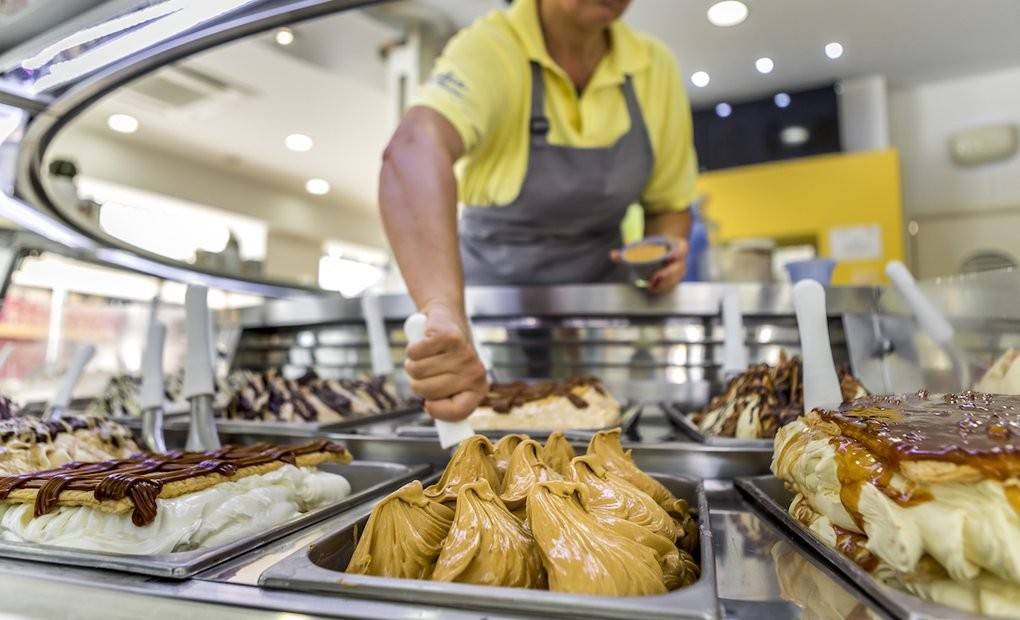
[404,302,489,422]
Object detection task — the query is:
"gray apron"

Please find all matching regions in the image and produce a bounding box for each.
[459,61,654,285]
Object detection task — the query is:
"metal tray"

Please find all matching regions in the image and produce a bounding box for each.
[261,473,719,620]
[0,460,430,579]
[394,402,644,443]
[164,404,423,435]
[662,402,776,449]
[735,476,987,620]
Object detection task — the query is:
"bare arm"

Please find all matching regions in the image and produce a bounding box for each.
[378,106,487,421]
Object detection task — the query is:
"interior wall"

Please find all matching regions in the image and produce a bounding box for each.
[49,127,388,251]
[697,149,904,285]
[889,65,1020,216]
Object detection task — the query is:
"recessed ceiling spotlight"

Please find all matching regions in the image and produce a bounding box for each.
[707,1,749,27]
[715,103,732,118]
[285,133,314,152]
[780,126,810,146]
[107,113,139,134]
[825,42,844,60]
[275,28,295,46]
[755,57,774,74]
[774,92,791,108]
[691,71,711,88]
[305,178,330,195]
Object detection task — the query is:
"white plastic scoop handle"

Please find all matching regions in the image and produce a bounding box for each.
[139,321,167,411]
[721,289,748,378]
[52,343,96,409]
[793,280,843,413]
[885,261,954,346]
[404,313,474,450]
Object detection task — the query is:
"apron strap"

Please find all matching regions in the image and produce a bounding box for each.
[528,61,550,142]
[620,75,648,137]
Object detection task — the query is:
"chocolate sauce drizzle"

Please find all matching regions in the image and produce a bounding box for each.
[0,440,349,526]
[225,369,407,422]
[481,377,608,414]
[691,353,865,438]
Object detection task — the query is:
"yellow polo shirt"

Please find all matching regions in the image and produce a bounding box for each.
[413,0,697,215]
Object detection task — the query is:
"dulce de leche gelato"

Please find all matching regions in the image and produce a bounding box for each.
[346,430,700,596]
[346,480,454,579]
[432,479,546,588]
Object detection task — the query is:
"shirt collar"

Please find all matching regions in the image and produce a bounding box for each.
[506,0,651,86]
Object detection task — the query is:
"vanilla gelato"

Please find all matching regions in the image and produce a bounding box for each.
[0,465,351,554]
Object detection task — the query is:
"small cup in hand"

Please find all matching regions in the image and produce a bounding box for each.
[619,235,676,288]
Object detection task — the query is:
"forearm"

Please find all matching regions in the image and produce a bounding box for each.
[379,116,465,322]
[645,209,692,242]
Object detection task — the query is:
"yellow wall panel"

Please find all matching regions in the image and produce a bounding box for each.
[696,149,904,285]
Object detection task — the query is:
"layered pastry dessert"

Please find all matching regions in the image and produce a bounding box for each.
[348,429,699,595]
[772,391,1020,617]
[0,440,352,554]
[87,372,186,418]
[0,415,138,475]
[690,352,867,439]
[976,349,1020,394]
[223,369,408,424]
[467,377,621,431]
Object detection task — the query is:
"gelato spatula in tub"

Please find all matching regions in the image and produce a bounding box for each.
[404,313,474,449]
[793,280,843,414]
[885,260,971,390]
[721,289,748,380]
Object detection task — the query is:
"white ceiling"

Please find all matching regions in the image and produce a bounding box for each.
[62,0,1020,219]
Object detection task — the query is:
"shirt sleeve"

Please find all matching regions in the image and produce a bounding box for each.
[641,43,699,215]
[412,24,508,155]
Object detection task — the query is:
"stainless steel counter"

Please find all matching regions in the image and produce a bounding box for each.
[0,479,888,619]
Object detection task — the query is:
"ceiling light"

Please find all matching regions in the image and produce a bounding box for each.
[285,133,314,152]
[707,1,748,27]
[780,126,810,146]
[691,71,710,88]
[305,178,330,195]
[275,28,294,46]
[774,92,791,108]
[825,42,844,60]
[715,103,732,118]
[107,113,138,134]
[755,57,774,74]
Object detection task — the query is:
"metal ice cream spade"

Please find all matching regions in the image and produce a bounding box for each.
[404,313,474,450]
[885,261,971,391]
[793,280,844,414]
[721,288,749,382]
[139,320,168,453]
[184,285,220,451]
[45,343,96,421]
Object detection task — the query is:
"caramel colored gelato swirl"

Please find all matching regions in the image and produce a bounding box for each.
[541,431,576,477]
[432,480,546,588]
[587,429,689,517]
[492,434,528,482]
[425,436,499,505]
[500,439,562,515]
[570,455,678,542]
[526,480,666,596]
[347,481,454,579]
[592,512,699,590]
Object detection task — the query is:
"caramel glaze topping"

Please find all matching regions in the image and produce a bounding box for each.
[821,391,1020,482]
[832,525,881,574]
[0,440,348,526]
[481,377,608,414]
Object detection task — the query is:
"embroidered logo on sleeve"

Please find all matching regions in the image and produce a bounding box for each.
[431,71,468,99]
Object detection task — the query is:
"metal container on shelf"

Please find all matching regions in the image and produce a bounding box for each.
[261,474,718,620]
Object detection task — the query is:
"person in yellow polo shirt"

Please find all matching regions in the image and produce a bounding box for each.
[379,0,698,420]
